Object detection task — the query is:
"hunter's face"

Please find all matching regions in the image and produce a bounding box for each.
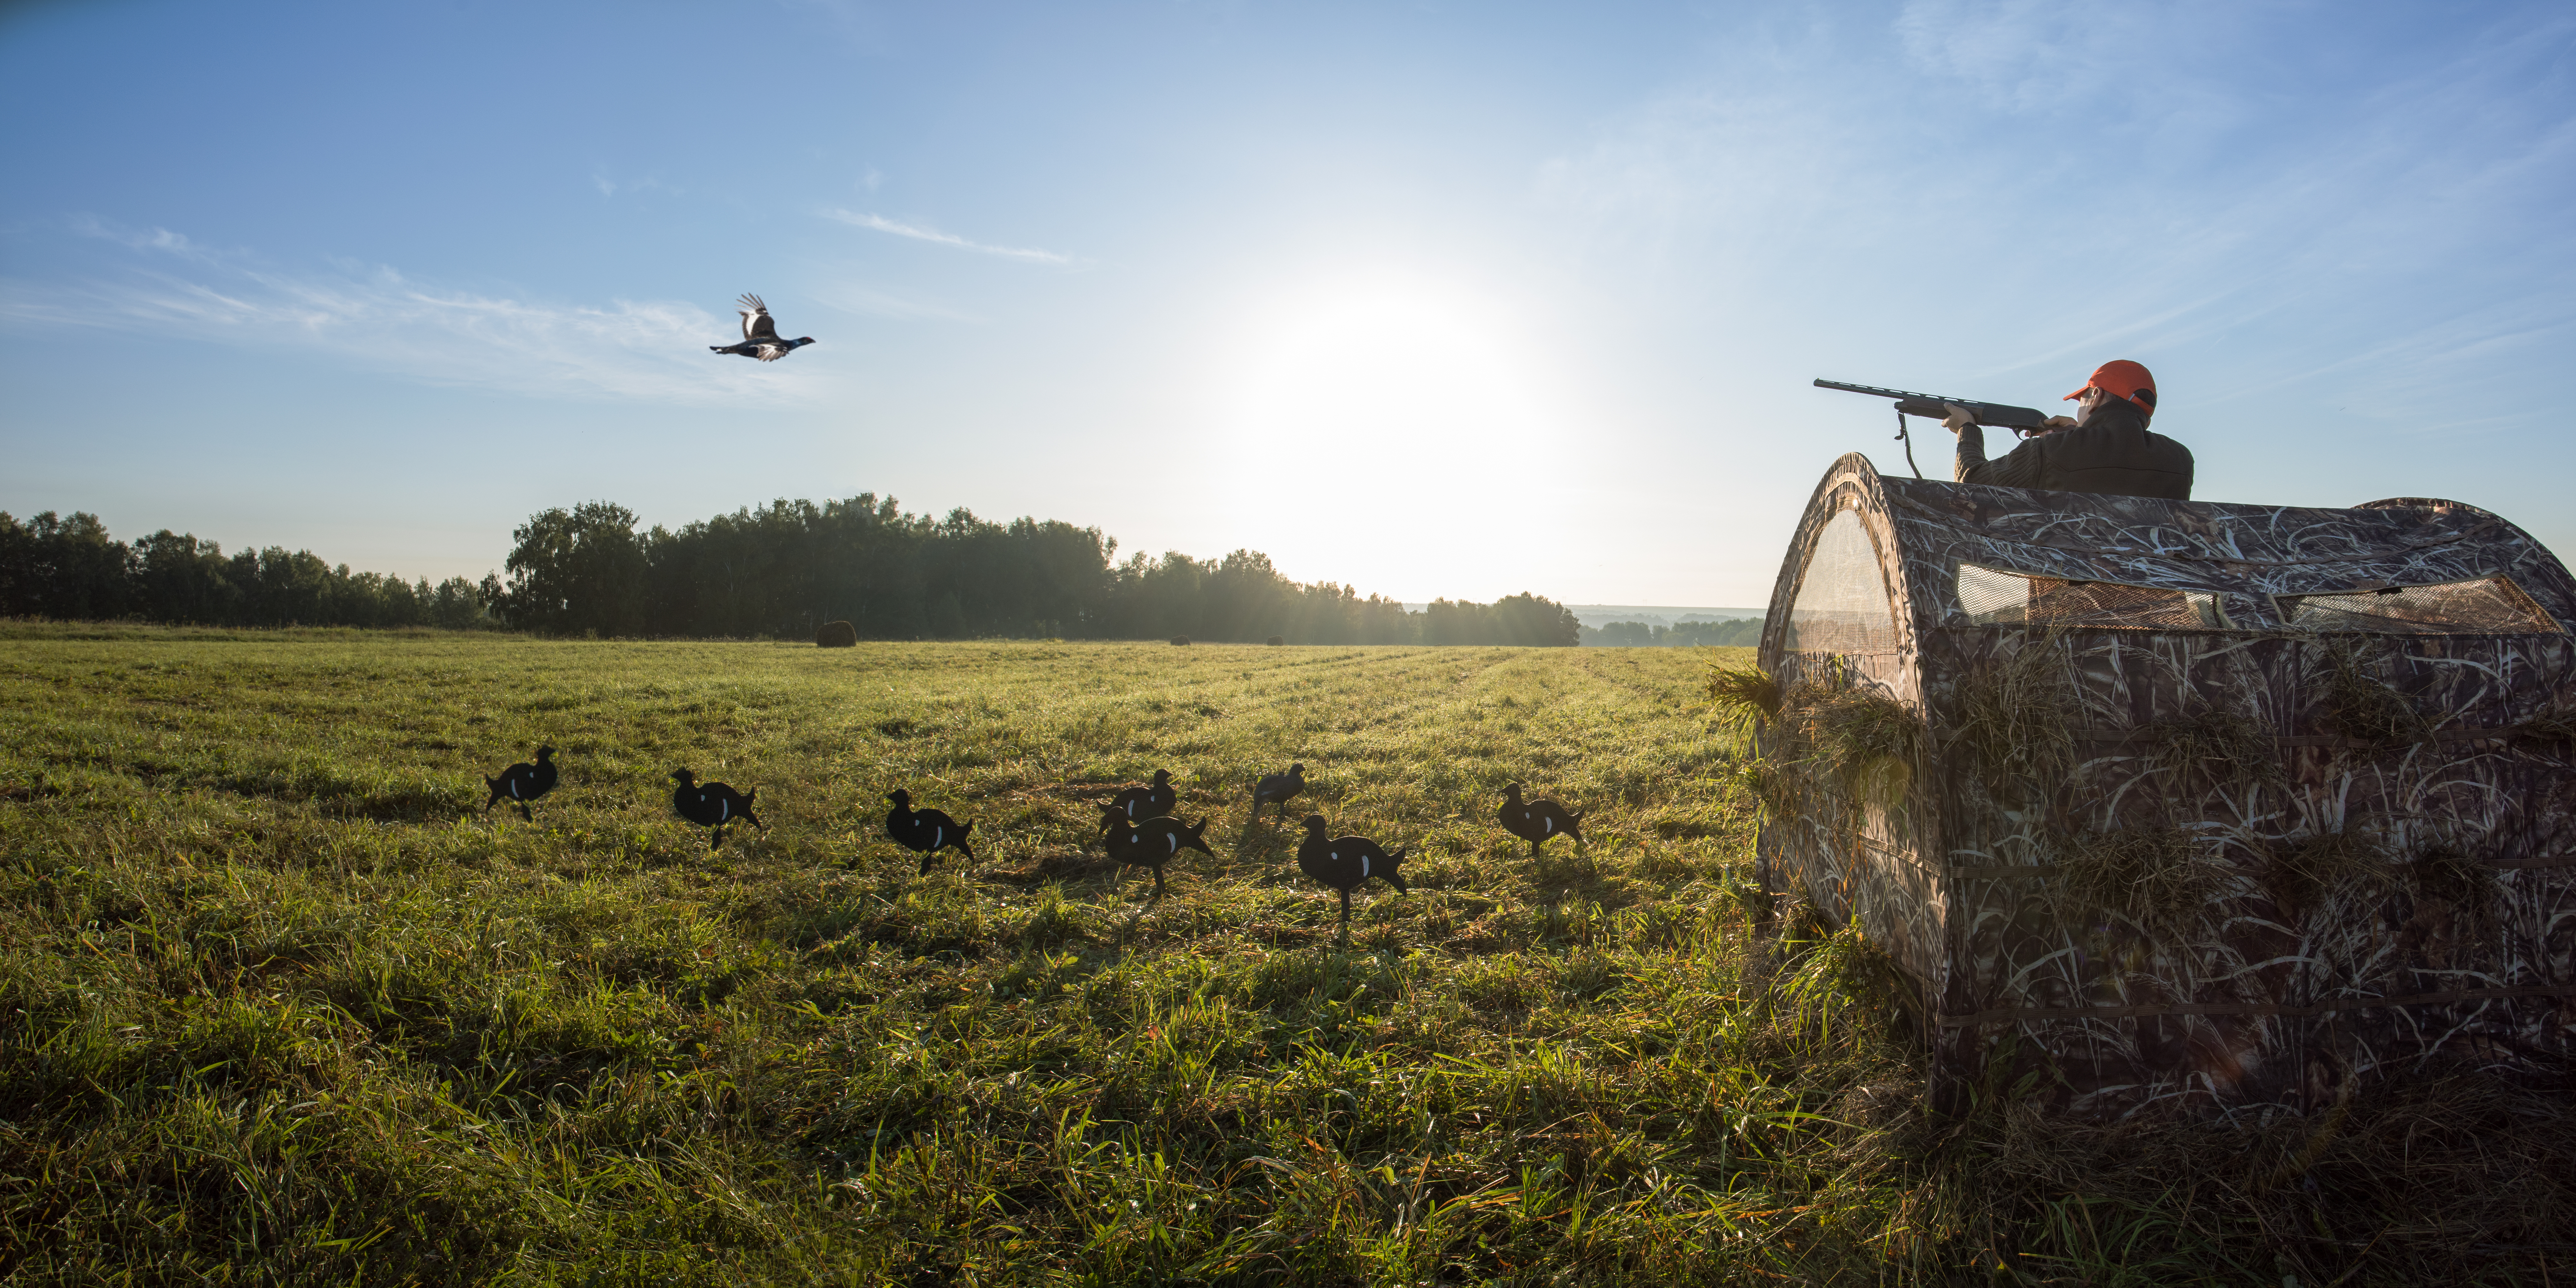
[2073,387,2105,425]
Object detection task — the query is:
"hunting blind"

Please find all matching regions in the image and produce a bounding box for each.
[1747,453,2576,1117]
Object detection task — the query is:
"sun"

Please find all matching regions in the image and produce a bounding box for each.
[1211,271,1568,594]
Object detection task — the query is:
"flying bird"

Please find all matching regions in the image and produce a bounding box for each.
[708,294,815,362]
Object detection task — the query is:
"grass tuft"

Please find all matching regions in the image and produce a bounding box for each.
[1950,631,2079,788]
[1794,686,1922,814]
[2318,638,2431,746]
[1703,659,1782,732]
[2054,825,2228,934]
[2143,704,2283,791]
[2265,826,2393,916]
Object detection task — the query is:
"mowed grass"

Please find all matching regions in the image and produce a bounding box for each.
[1,625,2563,1286]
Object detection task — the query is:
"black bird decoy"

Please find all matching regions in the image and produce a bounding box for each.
[1251,763,1306,822]
[1295,814,1408,941]
[708,294,816,362]
[669,768,764,851]
[1097,807,1213,900]
[886,789,976,875]
[1107,769,1179,824]
[483,745,558,821]
[1499,783,1584,856]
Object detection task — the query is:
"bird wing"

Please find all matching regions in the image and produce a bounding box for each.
[738,294,779,342]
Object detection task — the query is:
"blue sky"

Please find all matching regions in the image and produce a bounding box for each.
[3,1,2570,604]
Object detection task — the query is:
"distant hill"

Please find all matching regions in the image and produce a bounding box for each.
[1559,603,1766,629]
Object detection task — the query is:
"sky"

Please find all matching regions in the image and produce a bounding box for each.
[2,0,2571,605]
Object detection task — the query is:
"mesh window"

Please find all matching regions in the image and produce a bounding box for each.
[1786,509,1900,654]
[2279,577,2560,634]
[1956,563,2223,630]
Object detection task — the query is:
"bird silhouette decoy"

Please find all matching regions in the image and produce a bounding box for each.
[1097,807,1213,900]
[708,294,815,362]
[886,789,976,875]
[1251,763,1306,822]
[669,769,764,850]
[1295,814,1408,942]
[1107,769,1179,824]
[483,745,558,821]
[1499,783,1583,856]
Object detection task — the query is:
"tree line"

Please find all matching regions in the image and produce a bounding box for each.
[494,497,1580,645]
[0,510,495,629]
[1580,618,1763,648]
[0,497,1582,646]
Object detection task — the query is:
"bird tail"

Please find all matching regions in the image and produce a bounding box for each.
[1382,846,1411,893]
[1182,818,1213,855]
[955,821,976,859]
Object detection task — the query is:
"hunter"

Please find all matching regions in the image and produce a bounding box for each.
[1943,359,2193,500]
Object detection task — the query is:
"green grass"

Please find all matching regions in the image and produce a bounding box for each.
[0,624,2564,1285]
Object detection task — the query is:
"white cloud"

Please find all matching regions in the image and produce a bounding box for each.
[0,222,829,405]
[823,209,1080,265]
[812,284,982,322]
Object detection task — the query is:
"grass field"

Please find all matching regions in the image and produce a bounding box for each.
[1,625,2564,1285]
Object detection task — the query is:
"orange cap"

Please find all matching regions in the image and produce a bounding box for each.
[2065,360,2156,415]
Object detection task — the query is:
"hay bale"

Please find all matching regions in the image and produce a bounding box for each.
[815,620,858,648]
[1169,635,1190,646]
[1266,635,1284,646]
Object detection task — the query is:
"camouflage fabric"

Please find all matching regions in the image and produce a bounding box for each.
[1755,453,2576,1118]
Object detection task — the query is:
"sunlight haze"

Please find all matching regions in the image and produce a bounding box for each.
[4,1,2570,604]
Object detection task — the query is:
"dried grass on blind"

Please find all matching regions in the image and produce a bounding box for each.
[2142,706,2283,791]
[1950,632,2079,786]
[2317,638,2432,746]
[2515,703,2576,747]
[1943,1067,2576,1285]
[1704,661,1782,732]
[2054,826,2228,934]
[2406,842,2501,939]
[2265,826,2393,916]
[1795,687,1923,814]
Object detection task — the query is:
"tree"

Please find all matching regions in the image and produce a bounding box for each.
[500,502,647,636]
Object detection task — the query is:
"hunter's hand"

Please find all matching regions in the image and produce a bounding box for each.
[2043,415,2078,429]
[1941,404,1977,434]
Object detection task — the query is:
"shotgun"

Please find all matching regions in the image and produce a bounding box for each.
[1813,378,2056,479]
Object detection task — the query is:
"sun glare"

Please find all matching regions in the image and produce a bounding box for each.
[1217,274,1570,597]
